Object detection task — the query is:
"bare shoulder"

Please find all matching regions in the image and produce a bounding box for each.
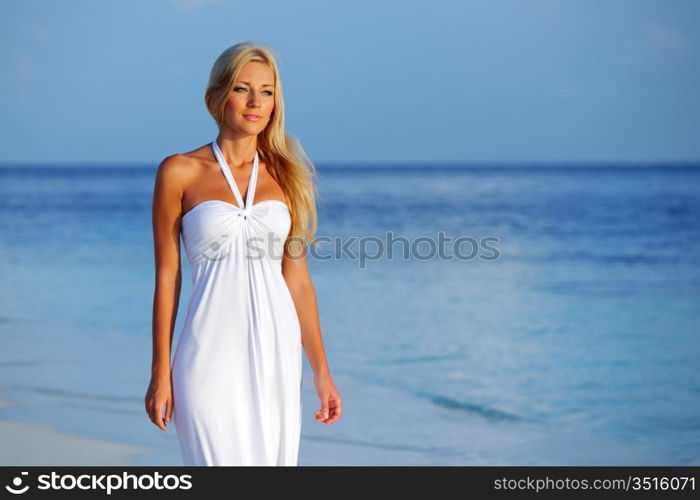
[158,153,187,174]
[154,154,186,193]
[159,144,208,171]
[156,145,212,185]
[159,142,271,182]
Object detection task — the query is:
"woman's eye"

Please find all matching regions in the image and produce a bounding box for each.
[233,87,273,96]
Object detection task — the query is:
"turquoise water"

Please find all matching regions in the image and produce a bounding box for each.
[0,163,698,465]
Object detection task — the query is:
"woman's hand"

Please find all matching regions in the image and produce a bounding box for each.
[313,373,342,425]
[145,373,173,431]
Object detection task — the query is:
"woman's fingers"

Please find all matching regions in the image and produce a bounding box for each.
[146,398,169,431]
[166,399,174,424]
[327,402,342,423]
[145,379,173,431]
[156,401,168,431]
[145,392,153,419]
[315,393,342,424]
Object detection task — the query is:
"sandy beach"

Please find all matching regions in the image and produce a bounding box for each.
[0,394,151,466]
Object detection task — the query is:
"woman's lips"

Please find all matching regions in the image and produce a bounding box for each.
[243,114,262,122]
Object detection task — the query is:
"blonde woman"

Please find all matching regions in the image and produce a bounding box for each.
[145,42,342,466]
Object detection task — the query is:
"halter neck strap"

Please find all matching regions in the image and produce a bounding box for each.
[211,140,259,214]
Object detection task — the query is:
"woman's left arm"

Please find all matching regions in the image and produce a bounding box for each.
[282,245,342,425]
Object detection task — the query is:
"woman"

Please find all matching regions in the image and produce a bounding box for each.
[144,42,342,466]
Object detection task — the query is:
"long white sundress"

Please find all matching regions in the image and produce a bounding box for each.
[171,139,303,466]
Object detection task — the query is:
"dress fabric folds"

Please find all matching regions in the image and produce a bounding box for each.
[171,140,303,466]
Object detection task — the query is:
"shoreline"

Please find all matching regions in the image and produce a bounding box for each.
[0,394,151,466]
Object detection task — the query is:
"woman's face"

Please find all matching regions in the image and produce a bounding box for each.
[223,61,275,135]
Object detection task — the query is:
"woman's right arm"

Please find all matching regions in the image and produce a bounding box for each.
[145,155,185,431]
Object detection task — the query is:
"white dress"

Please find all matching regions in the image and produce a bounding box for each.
[171,140,303,466]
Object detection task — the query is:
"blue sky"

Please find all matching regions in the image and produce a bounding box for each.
[1,0,698,165]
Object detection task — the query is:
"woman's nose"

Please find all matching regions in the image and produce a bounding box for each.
[248,94,261,106]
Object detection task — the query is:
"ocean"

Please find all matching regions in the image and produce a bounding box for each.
[0,162,698,465]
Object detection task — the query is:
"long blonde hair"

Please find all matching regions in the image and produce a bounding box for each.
[204,41,319,257]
